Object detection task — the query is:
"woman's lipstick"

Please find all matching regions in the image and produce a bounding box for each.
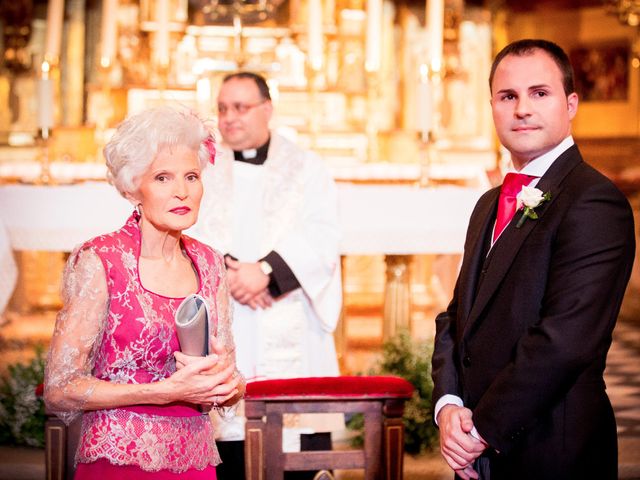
[170,206,191,215]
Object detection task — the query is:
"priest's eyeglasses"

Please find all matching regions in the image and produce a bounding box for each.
[217,101,267,116]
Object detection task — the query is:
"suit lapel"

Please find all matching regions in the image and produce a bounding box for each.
[464,146,583,332]
[456,188,499,334]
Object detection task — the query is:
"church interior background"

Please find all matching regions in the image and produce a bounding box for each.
[0,0,640,477]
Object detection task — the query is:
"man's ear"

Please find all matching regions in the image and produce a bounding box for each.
[264,100,274,120]
[567,92,578,120]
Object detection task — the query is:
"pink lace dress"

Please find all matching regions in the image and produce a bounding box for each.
[45,213,237,479]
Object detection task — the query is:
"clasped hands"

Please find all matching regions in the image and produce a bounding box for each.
[438,405,488,480]
[171,336,241,408]
[225,257,273,310]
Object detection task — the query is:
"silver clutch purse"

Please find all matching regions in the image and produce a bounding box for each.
[174,294,209,356]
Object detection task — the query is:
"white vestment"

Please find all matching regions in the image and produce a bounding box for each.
[191,133,343,442]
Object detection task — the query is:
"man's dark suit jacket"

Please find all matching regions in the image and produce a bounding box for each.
[432,145,636,479]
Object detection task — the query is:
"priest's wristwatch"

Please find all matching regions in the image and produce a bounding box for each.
[259,260,273,276]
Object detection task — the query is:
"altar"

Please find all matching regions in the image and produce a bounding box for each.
[0,181,482,347]
[0,181,480,253]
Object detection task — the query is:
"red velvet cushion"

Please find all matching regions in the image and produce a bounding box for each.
[245,376,414,400]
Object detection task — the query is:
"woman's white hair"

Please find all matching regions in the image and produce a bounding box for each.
[104,106,213,197]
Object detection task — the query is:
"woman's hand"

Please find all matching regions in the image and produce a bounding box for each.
[175,336,232,374]
[172,336,242,407]
[162,354,240,405]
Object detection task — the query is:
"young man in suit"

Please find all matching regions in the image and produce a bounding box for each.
[431,38,636,479]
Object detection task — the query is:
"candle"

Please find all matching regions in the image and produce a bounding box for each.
[426,0,443,73]
[307,0,323,71]
[100,0,119,68]
[365,0,382,72]
[155,0,170,67]
[416,64,433,136]
[45,0,64,62]
[38,61,54,130]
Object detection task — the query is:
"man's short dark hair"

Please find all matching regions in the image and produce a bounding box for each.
[489,39,575,96]
[222,72,272,100]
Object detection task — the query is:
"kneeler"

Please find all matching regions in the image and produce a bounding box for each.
[244,376,414,480]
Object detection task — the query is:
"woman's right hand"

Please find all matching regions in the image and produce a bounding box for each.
[161,355,239,405]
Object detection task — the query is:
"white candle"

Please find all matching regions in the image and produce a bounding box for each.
[365,0,382,72]
[416,65,433,136]
[155,0,170,67]
[45,0,64,61]
[426,0,443,73]
[100,0,119,68]
[38,61,54,130]
[307,0,323,71]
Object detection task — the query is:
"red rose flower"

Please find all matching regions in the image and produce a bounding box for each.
[204,136,216,166]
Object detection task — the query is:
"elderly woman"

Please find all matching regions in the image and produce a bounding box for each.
[44,106,244,479]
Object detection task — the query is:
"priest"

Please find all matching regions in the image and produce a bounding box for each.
[191,71,343,479]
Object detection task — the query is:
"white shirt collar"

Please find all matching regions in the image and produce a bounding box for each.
[515,136,574,177]
[491,136,574,247]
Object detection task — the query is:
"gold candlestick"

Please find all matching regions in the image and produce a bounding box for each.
[36,127,54,185]
[418,130,434,188]
[36,59,57,185]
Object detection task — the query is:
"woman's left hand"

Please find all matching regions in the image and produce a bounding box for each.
[174,336,244,407]
[175,336,232,374]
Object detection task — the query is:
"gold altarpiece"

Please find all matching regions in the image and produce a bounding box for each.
[0,0,496,372]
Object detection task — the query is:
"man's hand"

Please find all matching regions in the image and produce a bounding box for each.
[437,405,487,479]
[225,258,271,307]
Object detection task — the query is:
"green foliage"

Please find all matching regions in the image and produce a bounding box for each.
[0,345,46,448]
[346,330,439,454]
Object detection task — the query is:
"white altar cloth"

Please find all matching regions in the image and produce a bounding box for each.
[0,182,484,311]
[338,184,482,255]
[0,183,132,251]
[0,182,482,254]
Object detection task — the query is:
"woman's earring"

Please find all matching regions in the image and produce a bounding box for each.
[136,204,142,216]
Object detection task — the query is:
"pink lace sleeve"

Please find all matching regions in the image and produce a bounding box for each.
[213,255,245,400]
[44,247,109,425]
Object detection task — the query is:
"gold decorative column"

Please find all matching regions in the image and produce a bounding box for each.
[382,254,412,341]
[62,0,86,126]
[365,71,380,162]
[11,252,65,313]
[334,256,348,373]
[364,0,382,162]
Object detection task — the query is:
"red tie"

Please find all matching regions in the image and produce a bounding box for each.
[493,173,536,242]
